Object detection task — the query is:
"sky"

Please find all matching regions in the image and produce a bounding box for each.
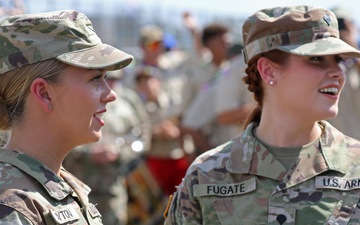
[25,0,360,24]
[139,0,360,23]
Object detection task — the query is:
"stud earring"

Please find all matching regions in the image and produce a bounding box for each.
[48,105,53,111]
[269,81,274,85]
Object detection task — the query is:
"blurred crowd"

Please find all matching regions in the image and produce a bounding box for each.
[64,12,256,225]
[1,1,360,225]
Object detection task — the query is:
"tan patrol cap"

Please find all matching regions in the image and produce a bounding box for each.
[0,10,133,74]
[242,5,360,63]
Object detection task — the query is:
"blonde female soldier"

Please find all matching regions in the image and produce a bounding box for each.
[0,10,133,224]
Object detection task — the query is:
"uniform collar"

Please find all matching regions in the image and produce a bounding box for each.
[316,120,348,173]
[226,121,348,185]
[0,149,85,200]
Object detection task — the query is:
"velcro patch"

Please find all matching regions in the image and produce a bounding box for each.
[88,203,101,218]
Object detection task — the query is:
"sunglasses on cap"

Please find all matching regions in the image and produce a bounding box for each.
[145,41,163,51]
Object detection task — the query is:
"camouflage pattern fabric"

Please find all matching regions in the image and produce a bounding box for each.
[0,10,133,74]
[165,120,360,224]
[0,130,8,147]
[242,6,360,63]
[0,148,102,224]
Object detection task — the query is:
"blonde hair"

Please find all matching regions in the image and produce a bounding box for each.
[0,59,68,130]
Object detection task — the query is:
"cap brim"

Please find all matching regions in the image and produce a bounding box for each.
[55,43,133,70]
[278,37,360,58]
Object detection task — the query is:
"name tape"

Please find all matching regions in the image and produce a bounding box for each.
[316,176,360,191]
[50,207,80,224]
[193,178,256,197]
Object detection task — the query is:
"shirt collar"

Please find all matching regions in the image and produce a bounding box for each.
[226,121,348,184]
[0,149,80,200]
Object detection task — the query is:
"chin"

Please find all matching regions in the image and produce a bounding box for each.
[94,132,102,142]
[314,107,337,121]
[87,131,102,144]
[322,109,338,120]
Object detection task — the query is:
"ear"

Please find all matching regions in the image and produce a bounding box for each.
[257,57,277,85]
[30,78,52,112]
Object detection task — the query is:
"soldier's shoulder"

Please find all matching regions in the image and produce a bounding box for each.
[187,141,234,175]
[0,205,34,225]
[343,134,360,150]
[323,121,360,150]
[0,162,37,190]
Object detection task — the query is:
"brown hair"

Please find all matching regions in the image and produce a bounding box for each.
[201,23,229,46]
[242,50,290,127]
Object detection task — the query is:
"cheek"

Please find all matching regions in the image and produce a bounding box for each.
[64,88,99,112]
[278,76,312,100]
[340,75,346,88]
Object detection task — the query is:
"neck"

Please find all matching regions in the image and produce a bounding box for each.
[255,114,322,148]
[5,125,67,175]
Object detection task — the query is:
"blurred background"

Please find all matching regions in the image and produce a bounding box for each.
[19,0,360,58]
[3,1,359,224]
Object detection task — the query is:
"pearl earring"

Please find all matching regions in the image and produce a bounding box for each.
[48,105,53,111]
[269,81,274,85]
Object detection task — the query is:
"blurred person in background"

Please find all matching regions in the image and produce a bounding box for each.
[180,22,231,155]
[327,6,360,140]
[182,11,204,57]
[214,42,256,144]
[64,70,165,225]
[125,25,186,120]
[158,32,188,71]
[0,0,25,19]
[133,67,191,210]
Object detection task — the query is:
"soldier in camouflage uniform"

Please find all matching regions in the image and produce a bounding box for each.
[0,10,133,224]
[164,5,360,224]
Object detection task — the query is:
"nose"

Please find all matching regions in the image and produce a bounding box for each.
[102,80,117,103]
[107,89,117,102]
[328,61,345,80]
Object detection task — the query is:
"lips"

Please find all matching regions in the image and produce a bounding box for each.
[93,110,106,126]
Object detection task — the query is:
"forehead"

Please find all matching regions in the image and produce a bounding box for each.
[282,54,342,69]
[58,66,102,80]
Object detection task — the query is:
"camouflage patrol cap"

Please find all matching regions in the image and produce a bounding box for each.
[242,5,360,63]
[0,10,134,74]
[139,25,163,46]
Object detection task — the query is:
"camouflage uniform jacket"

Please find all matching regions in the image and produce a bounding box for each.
[165,121,360,224]
[0,148,102,225]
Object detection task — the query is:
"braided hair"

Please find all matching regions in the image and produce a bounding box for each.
[242,50,290,127]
